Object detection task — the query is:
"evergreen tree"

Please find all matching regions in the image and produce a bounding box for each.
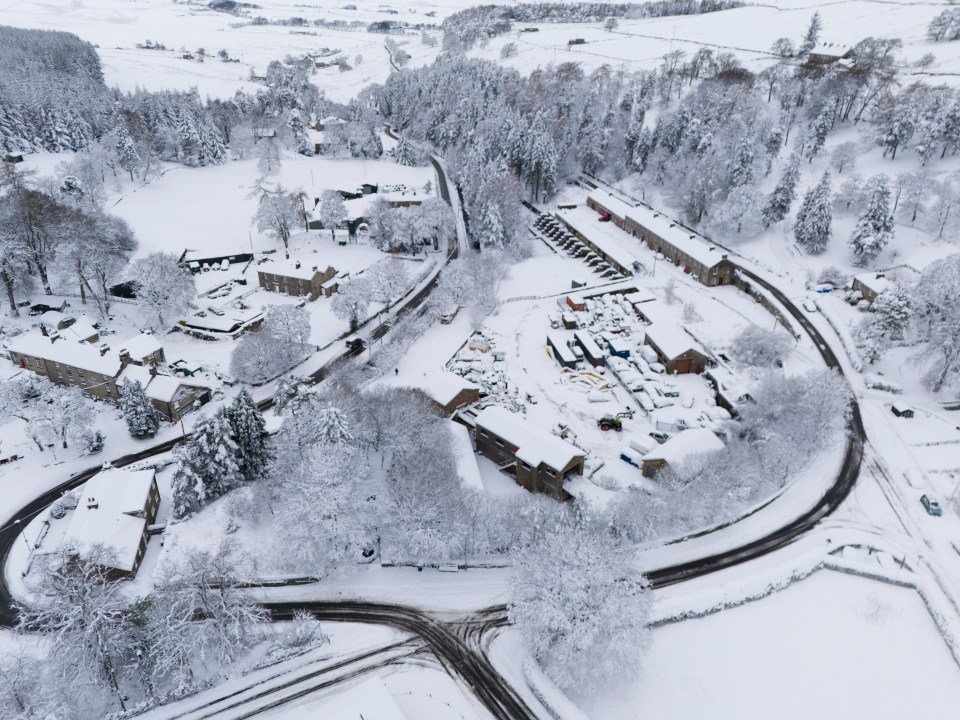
[524,112,558,202]
[171,408,241,518]
[873,287,911,341]
[849,174,894,266]
[176,110,202,166]
[115,124,141,181]
[199,119,227,165]
[227,390,270,482]
[794,171,833,254]
[120,380,160,439]
[286,111,313,157]
[805,105,832,162]
[729,135,756,187]
[315,407,352,446]
[798,11,822,59]
[763,152,801,227]
[391,136,422,166]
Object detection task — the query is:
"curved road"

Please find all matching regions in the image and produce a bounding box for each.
[0,161,864,717]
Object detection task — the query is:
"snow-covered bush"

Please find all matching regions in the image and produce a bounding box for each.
[509,508,651,691]
[732,325,792,367]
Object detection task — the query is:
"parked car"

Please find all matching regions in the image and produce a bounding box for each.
[920,494,943,516]
[649,430,669,444]
[802,299,818,313]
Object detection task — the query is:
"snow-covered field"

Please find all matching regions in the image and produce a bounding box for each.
[1,0,468,100]
[582,570,960,720]
[5,0,960,718]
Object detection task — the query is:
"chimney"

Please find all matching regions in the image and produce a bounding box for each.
[295,261,301,269]
[99,344,110,356]
[49,331,61,344]
[119,349,131,366]
[40,324,48,337]
[86,496,99,510]
[149,365,158,377]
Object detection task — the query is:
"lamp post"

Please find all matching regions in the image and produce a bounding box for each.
[13,519,30,552]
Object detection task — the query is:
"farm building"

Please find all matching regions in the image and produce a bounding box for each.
[61,467,161,578]
[448,422,484,492]
[807,42,853,65]
[119,365,212,422]
[180,249,253,273]
[642,428,724,479]
[474,407,585,500]
[607,336,632,359]
[574,330,605,367]
[257,260,337,301]
[644,324,709,374]
[852,272,892,304]
[7,330,165,403]
[705,367,753,414]
[555,208,637,277]
[586,190,735,287]
[891,403,914,419]
[410,372,480,415]
[547,332,579,370]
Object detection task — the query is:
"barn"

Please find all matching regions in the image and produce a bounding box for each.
[474,407,585,500]
[644,324,709,374]
[642,428,724,479]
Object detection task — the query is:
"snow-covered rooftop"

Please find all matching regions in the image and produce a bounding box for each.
[645,323,705,361]
[574,330,604,359]
[556,205,640,272]
[119,365,210,403]
[588,190,727,269]
[448,422,484,492]
[118,332,163,360]
[853,271,892,296]
[643,428,724,466]
[62,319,100,342]
[62,467,156,573]
[476,406,583,472]
[8,333,122,376]
[412,371,478,407]
[258,258,334,281]
[119,364,152,388]
[624,288,656,305]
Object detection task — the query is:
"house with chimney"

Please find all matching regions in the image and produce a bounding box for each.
[257,259,338,300]
[61,466,161,578]
[118,364,212,422]
[6,330,165,403]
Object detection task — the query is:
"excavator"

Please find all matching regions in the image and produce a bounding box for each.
[597,409,633,432]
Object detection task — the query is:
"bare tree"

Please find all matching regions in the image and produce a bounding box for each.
[129,251,196,329]
[255,185,307,258]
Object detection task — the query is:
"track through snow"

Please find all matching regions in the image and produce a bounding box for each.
[0,155,868,720]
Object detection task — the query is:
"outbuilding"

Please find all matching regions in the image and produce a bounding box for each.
[644,324,708,374]
[642,428,724,479]
[573,330,605,368]
[547,332,579,370]
[891,403,914,419]
[474,406,585,500]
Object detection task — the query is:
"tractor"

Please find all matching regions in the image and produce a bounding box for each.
[597,410,633,432]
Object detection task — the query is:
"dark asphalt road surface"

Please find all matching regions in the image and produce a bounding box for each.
[0,163,864,720]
